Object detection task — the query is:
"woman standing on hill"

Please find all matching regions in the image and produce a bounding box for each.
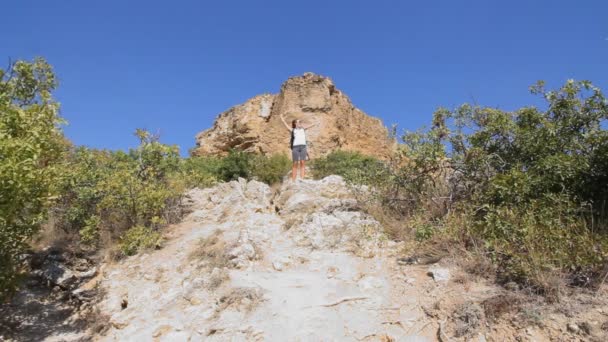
[280,113,318,181]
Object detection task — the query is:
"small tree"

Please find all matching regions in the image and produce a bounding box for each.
[218,150,252,181]
[0,58,66,299]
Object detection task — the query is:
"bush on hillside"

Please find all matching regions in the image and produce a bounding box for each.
[179,155,221,188]
[200,150,290,184]
[52,147,112,241]
[0,58,66,299]
[311,150,386,184]
[217,150,252,181]
[250,154,291,184]
[53,147,293,254]
[353,80,608,295]
[118,225,163,256]
[52,130,184,254]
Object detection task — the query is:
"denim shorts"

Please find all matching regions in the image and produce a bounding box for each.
[291,145,307,161]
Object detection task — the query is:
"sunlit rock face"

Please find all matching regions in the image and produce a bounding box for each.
[193,72,394,159]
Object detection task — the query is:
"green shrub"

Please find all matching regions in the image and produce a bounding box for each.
[53,147,289,255]
[119,225,163,256]
[414,222,436,242]
[80,215,101,244]
[52,147,111,237]
[53,130,184,248]
[0,58,66,299]
[470,194,604,288]
[311,150,385,184]
[217,150,252,181]
[184,152,290,185]
[179,156,221,188]
[250,154,291,184]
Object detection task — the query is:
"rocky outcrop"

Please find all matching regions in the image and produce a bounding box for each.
[90,177,418,341]
[193,73,394,159]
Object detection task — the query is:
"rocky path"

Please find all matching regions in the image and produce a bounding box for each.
[95,176,451,341]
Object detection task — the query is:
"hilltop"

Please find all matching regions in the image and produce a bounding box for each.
[193,73,394,159]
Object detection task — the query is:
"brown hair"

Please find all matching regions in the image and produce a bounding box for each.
[292,119,298,129]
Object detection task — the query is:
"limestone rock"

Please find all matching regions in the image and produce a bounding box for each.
[277,176,386,255]
[271,261,285,271]
[193,73,394,159]
[567,323,580,334]
[228,242,256,268]
[274,176,352,217]
[188,178,273,223]
[427,266,451,283]
[35,261,77,289]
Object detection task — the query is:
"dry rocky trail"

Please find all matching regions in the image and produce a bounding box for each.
[2,176,608,341]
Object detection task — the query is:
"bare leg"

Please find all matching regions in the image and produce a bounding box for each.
[292,162,298,181]
[300,160,306,179]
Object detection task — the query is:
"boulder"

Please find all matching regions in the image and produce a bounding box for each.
[35,261,77,289]
[427,266,451,283]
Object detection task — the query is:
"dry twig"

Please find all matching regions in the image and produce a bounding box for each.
[318,296,369,307]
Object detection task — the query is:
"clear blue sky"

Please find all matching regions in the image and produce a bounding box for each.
[2,1,607,155]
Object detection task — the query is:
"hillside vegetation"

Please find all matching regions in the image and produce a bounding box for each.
[1,58,607,303]
[314,80,608,297]
[0,59,292,299]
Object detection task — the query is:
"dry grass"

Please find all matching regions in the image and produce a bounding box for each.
[189,230,231,269]
[525,269,567,303]
[31,221,76,251]
[481,293,521,322]
[214,287,264,317]
[358,200,412,242]
[206,268,230,290]
[451,271,470,286]
[458,251,495,281]
[452,301,484,337]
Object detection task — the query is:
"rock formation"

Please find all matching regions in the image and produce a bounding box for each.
[193,73,394,159]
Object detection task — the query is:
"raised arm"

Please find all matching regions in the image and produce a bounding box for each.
[303,121,319,130]
[280,113,291,131]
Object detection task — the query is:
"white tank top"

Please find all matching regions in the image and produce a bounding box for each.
[292,128,306,146]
